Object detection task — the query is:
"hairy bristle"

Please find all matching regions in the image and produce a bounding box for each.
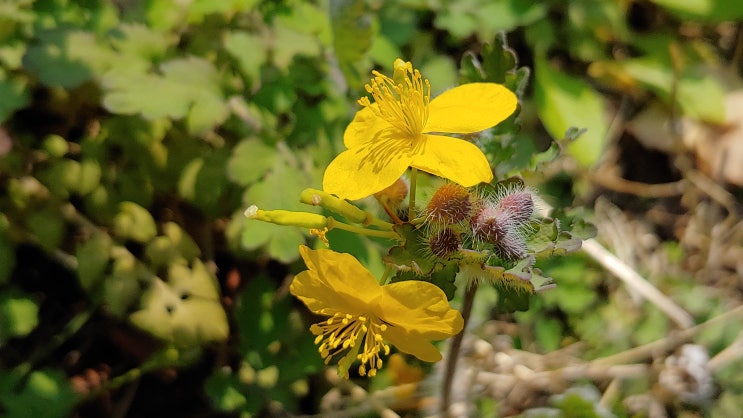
[428,228,461,258]
[425,183,471,225]
[498,191,534,224]
[471,205,511,243]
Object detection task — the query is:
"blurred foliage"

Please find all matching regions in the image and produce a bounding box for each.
[0,0,741,417]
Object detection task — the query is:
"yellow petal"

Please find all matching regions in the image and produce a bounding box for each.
[289,246,381,314]
[343,106,392,149]
[383,326,443,362]
[411,134,493,186]
[322,138,414,200]
[424,83,517,134]
[378,280,464,339]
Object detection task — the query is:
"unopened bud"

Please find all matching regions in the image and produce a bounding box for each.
[245,206,328,229]
[428,228,461,258]
[425,183,471,225]
[374,177,409,211]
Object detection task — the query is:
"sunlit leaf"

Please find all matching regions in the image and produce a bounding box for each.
[650,0,743,22]
[129,259,228,346]
[102,56,228,135]
[534,54,608,168]
[113,201,157,243]
[224,31,266,87]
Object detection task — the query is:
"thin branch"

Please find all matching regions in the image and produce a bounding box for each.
[440,284,477,417]
[581,238,695,329]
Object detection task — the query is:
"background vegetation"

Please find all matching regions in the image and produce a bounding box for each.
[1,0,743,416]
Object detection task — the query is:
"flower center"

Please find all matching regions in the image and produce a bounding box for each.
[358,60,430,137]
[310,312,391,377]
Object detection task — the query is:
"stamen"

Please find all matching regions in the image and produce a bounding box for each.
[360,62,430,138]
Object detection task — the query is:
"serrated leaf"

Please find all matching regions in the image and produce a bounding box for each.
[102,56,228,135]
[129,260,228,346]
[534,54,608,168]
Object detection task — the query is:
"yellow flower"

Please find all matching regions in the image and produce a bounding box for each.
[323,58,518,200]
[290,245,464,378]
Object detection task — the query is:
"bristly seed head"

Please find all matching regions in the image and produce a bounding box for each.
[425,183,472,226]
[494,231,528,261]
[471,204,511,244]
[428,228,462,258]
[497,191,534,224]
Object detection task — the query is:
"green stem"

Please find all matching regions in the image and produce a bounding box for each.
[86,347,183,400]
[327,217,399,240]
[379,264,394,285]
[408,168,418,221]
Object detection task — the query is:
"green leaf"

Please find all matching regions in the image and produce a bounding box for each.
[102,56,228,135]
[0,369,79,418]
[330,0,373,87]
[0,71,29,123]
[23,29,114,88]
[109,23,169,61]
[226,138,278,186]
[650,0,743,22]
[113,201,157,243]
[620,57,725,123]
[26,207,66,250]
[103,249,153,317]
[129,259,228,346]
[535,317,563,351]
[272,25,321,70]
[241,144,318,262]
[145,222,201,269]
[224,31,267,87]
[177,149,231,216]
[76,233,112,292]
[384,223,438,276]
[0,289,39,343]
[534,54,608,168]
